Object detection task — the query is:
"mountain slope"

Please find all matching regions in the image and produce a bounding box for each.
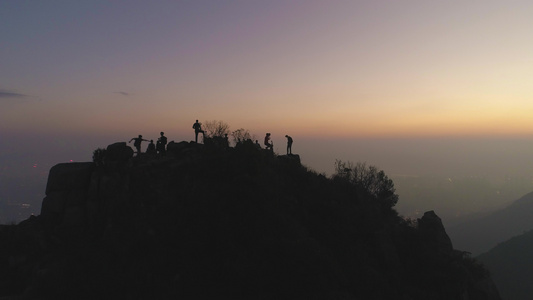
[448,191,533,255]
[477,230,533,300]
[0,140,500,299]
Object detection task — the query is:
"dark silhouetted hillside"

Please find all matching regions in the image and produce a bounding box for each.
[0,140,500,299]
[477,230,533,300]
[448,191,533,255]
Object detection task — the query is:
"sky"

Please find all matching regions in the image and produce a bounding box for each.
[2,1,533,221]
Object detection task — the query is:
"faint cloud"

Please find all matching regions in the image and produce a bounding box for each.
[0,89,30,99]
[114,91,130,96]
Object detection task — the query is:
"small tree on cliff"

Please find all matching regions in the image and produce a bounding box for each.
[231,128,255,144]
[333,160,399,209]
[203,120,231,138]
[92,148,106,166]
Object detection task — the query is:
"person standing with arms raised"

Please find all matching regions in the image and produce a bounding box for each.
[129,135,148,155]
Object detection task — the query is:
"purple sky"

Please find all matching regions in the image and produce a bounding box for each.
[3,1,533,138]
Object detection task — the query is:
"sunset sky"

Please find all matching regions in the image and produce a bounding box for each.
[2,1,533,179]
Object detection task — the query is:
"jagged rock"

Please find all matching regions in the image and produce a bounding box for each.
[418,210,453,256]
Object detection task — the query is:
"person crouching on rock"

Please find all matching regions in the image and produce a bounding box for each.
[264,133,273,151]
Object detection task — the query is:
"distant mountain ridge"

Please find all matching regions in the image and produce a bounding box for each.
[477,229,533,300]
[0,140,500,299]
[448,191,533,255]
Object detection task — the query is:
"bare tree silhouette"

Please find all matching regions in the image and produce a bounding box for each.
[231,128,255,145]
[203,120,230,138]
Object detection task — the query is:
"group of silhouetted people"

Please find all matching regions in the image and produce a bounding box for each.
[129,119,294,156]
[129,132,168,155]
[264,133,293,155]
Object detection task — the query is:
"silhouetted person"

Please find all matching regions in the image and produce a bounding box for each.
[146,140,156,155]
[129,135,148,155]
[285,135,293,155]
[255,140,261,149]
[192,120,205,143]
[264,133,273,151]
[156,131,167,154]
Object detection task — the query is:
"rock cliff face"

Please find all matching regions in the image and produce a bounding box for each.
[0,141,501,299]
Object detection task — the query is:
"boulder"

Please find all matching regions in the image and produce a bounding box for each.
[106,142,133,162]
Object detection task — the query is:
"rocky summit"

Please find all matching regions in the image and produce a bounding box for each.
[0,140,500,299]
